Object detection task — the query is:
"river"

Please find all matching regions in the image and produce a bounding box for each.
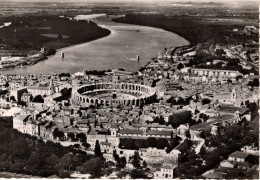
[0,14,189,75]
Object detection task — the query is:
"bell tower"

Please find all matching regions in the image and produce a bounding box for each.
[230,87,237,102]
[49,78,55,95]
[110,128,117,137]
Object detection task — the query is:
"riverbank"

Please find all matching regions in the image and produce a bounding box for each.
[0,15,188,75]
[0,16,111,73]
[112,14,195,45]
[55,31,111,52]
[0,15,111,50]
[0,15,111,71]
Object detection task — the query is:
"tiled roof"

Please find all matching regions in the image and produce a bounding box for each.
[119,129,143,135]
[219,107,249,115]
[28,86,49,90]
[229,151,249,159]
[146,130,172,136]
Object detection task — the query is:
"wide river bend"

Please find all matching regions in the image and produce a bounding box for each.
[0,15,189,75]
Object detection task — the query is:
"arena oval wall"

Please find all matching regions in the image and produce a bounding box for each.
[72,83,156,107]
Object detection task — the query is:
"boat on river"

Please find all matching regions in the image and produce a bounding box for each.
[130,55,140,61]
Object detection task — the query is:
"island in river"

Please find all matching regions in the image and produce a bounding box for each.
[0,15,111,69]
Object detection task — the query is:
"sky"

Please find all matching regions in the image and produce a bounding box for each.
[1,0,259,3]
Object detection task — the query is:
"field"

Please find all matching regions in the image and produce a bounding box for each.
[39,34,69,39]
[113,14,258,45]
[0,15,111,51]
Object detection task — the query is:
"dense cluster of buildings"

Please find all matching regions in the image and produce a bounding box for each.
[0,41,258,178]
[203,146,259,179]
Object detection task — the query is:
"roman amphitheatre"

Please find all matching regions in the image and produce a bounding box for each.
[73,82,156,107]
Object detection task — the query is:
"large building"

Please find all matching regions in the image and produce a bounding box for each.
[191,68,242,78]
[27,79,55,97]
[154,163,176,179]
[73,82,156,107]
[13,115,39,136]
[10,87,27,102]
[10,79,55,102]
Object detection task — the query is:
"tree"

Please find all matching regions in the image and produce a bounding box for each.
[53,129,64,140]
[227,79,232,83]
[72,144,80,149]
[181,149,197,163]
[0,122,99,178]
[151,79,160,87]
[113,150,126,170]
[247,102,258,113]
[184,96,193,105]
[129,151,142,169]
[236,75,243,81]
[204,153,221,169]
[116,157,126,170]
[76,157,104,177]
[120,138,136,149]
[177,63,184,70]
[142,160,147,169]
[94,140,102,156]
[200,130,211,139]
[59,73,70,78]
[13,137,31,159]
[226,59,239,68]
[199,113,209,122]
[168,111,193,128]
[215,49,226,55]
[224,124,242,139]
[44,154,59,169]
[153,115,165,125]
[130,169,147,179]
[82,142,91,149]
[167,97,177,105]
[9,96,16,102]
[116,171,128,178]
[58,171,70,178]
[67,133,76,141]
[157,138,169,149]
[32,95,44,103]
[113,150,120,162]
[76,133,86,142]
[134,139,146,149]
[57,34,63,40]
[146,137,158,147]
[177,97,185,105]
[175,162,189,177]
[202,98,211,105]
[248,78,259,87]
[4,81,9,88]
[54,153,73,171]
[166,137,180,153]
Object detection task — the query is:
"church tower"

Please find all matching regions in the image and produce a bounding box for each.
[49,78,55,95]
[230,87,237,102]
[110,127,117,137]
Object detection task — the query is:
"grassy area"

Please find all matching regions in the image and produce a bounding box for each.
[0,15,111,51]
